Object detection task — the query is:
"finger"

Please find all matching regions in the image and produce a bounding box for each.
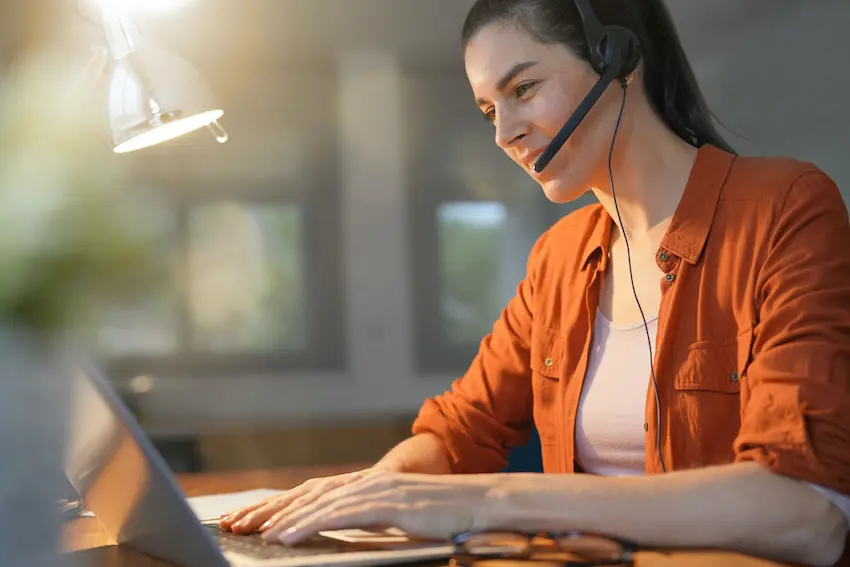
[276,503,396,546]
[237,473,366,533]
[223,489,306,531]
[258,485,348,534]
[226,474,356,530]
[230,495,305,533]
[257,470,378,533]
[220,492,283,521]
[219,500,273,530]
[259,473,386,535]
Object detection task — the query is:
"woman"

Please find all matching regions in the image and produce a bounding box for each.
[221,0,850,564]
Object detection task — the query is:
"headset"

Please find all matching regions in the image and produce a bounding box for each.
[532,0,667,473]
[533,0,641,173]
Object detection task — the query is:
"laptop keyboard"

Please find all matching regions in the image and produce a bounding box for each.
[205,524,352,561]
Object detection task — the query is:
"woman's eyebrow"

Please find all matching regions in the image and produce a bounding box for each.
[475,60,539,106]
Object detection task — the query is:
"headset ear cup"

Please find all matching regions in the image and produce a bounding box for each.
[600,27,642,78]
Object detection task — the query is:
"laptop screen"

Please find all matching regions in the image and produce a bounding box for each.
[64,362,230,567]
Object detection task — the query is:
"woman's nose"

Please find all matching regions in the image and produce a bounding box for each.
[494,111,528,149]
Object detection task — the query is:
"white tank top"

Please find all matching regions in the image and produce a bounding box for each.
[574,309,658,476]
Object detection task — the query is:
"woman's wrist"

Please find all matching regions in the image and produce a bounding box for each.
[480,475,573,531]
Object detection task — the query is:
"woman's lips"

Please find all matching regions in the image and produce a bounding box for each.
[521,149,545,171]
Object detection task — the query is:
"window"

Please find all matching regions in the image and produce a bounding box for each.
[413,195,550,373]
[186,202,307,354]
[437,202,508,345]
[98,67,344,378]
[100,191,343,378]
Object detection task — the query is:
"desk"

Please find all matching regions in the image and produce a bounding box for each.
[64,464,793,567]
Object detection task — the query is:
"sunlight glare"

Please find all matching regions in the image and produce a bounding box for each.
[82,0,197,16]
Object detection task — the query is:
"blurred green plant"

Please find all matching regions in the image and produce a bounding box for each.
[0,47,165,335]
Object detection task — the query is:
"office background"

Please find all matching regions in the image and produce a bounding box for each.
[1,0,848,473]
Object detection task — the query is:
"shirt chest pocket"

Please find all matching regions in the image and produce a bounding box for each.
[530,325,564,446]
[673,343,741,393]
[670,328,754,463]
[673,328,753,393]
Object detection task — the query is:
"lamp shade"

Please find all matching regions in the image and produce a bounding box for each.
[107,42,224,153]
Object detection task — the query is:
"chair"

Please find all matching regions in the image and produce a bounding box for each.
[502,425,544,473]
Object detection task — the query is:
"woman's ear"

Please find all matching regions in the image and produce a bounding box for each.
[624,61,644,86]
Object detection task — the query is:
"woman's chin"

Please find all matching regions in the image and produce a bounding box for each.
[539,178,584,204]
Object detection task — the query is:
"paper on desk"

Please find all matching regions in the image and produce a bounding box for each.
[78,488,284,521]
[317,528,413,544]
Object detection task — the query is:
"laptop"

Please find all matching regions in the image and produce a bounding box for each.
[64,360,456,567]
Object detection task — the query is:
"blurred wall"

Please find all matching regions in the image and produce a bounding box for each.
[688,1,850,192]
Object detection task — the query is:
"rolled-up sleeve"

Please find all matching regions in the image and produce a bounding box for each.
[411,233,546,474]
[734,170,850,495]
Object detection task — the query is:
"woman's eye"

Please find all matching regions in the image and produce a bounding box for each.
[515,81,538,98]
[483,109,495,124]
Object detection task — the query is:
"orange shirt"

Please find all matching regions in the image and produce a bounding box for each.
[412,144,850,495]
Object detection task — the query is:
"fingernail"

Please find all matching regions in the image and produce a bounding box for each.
[259,521,271,531]
[232,520,244,530]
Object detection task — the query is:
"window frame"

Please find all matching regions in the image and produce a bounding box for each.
[104,178,345,380]
[410,188,469,374]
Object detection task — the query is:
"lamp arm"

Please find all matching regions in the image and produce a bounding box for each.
[100,9,145,59]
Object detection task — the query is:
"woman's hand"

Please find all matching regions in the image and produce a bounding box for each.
[220,468,382,534]
[257,471,498,545]
[220,434,456,535]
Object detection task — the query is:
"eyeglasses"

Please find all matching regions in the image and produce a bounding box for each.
[450,531,638,567]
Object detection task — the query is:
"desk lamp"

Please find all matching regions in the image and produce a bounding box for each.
[80,0,228,153]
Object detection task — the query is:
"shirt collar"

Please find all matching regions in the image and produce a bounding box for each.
[581,144,736,270]
[660,144,736,264]
[581,206,613,271]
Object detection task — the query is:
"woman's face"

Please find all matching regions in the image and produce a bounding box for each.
[464,22,628,203]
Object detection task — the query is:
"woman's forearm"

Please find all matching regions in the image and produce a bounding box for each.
[488,462,848,567]
[375,433,453,475]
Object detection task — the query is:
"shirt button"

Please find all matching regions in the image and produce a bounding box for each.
[544,357,554,367]
[731,371,740,382]
[658,251,670,262]
[665,273,675,283]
